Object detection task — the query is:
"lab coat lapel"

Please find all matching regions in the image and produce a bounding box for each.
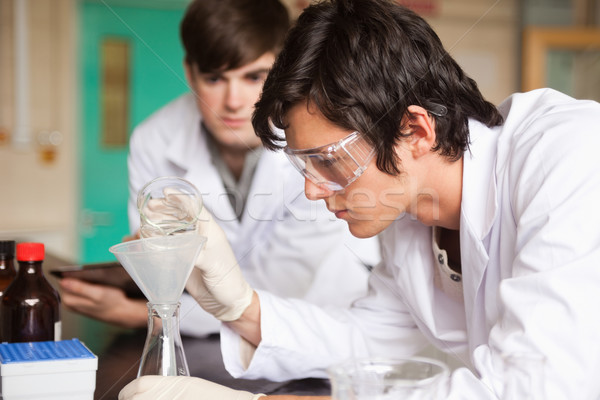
[381,217,468,350]
[460,120,499,334]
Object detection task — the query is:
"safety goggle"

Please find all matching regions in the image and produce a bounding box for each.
[283,131,375,192]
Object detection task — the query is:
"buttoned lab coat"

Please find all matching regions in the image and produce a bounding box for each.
[127,94,380,337]
[221,89,600,399]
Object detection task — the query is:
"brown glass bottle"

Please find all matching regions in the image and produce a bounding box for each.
[0,242,61,343]
[0,240,17,296]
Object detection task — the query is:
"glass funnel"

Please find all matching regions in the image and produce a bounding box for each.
[109,234,206,377]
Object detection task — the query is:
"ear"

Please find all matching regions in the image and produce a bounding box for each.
[401,105,437,159]
[183,61,195,88]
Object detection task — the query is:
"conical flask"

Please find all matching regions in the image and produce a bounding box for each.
[110,235,206,376]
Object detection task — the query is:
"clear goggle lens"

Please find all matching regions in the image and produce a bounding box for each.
[284,131,375,192]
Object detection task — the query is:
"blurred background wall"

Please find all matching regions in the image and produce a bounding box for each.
[0,0,598,264]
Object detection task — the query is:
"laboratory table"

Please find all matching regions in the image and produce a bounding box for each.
[84,328,330,399]
[46,254,331,400]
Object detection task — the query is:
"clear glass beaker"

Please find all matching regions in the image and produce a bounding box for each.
[328,357,449,400]
[137,176,203,238]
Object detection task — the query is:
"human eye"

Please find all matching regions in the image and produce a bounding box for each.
[201,74,222,84]
[245,71,269,83]
[316,156,336,169]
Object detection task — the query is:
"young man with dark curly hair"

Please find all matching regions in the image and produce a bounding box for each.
[121,0,600,398]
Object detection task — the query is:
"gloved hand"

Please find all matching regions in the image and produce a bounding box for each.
[118,375,264,400]
[186,206,254,321]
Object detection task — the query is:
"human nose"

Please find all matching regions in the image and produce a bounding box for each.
[224,80,243,111]
[304,178,334,200]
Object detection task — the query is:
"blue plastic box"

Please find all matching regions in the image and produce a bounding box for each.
[0,339,97,400]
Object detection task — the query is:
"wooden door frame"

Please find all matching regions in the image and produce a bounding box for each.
[522,27,600,91]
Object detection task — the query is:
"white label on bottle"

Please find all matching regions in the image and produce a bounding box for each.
[54,321,62,341]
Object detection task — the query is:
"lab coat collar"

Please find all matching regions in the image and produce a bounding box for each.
[460,119,499,327]
[461,119,499,241]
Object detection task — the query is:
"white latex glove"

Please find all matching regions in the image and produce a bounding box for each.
[186,206,254,321]
[118,375,264,400]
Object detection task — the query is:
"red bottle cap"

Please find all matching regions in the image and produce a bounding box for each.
[16,243,45,262]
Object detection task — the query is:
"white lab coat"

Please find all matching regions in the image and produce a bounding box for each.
[127,94,380,337]
[221,89,600,399]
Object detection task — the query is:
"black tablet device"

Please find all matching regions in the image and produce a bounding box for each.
[50,262,144,299]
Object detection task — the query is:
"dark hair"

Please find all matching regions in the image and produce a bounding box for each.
[253,0,503,175]
[180,0,290,73]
